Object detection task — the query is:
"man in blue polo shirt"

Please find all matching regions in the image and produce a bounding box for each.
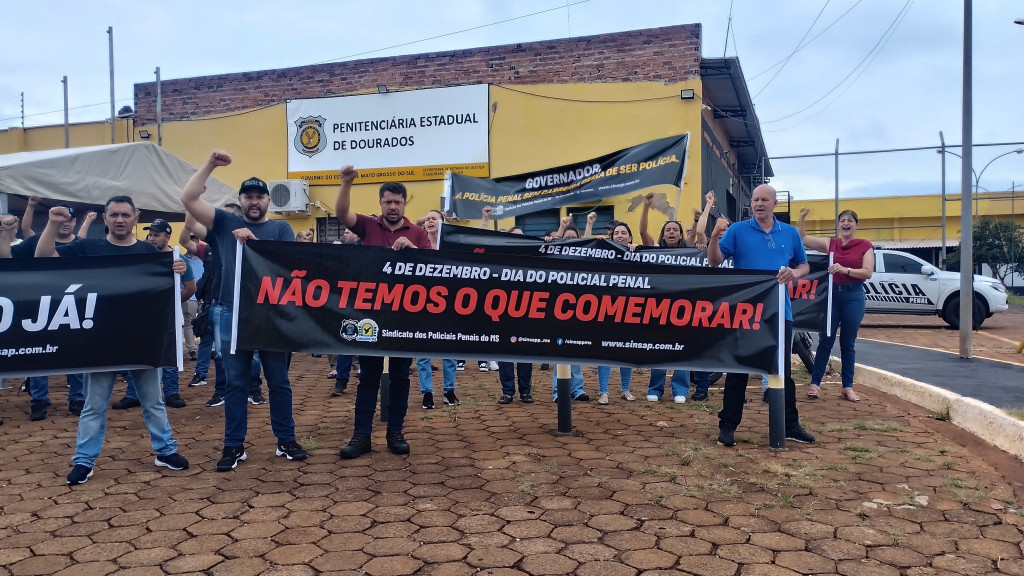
[708,184,815,447]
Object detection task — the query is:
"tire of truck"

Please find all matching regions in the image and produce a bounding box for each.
[793,331,815,373]
[942,294,985,330]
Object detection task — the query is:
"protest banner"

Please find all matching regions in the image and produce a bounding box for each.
[446,134,689,219]
[0,253,177,377]
[235,240,782,373]
[439,224,830,333]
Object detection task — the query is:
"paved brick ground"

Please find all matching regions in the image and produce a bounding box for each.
[2,326,1023,574]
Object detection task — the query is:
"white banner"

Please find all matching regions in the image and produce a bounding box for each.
[286,84,490,184]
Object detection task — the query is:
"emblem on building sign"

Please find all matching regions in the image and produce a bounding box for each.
[356,319,379,342]
[340,320,359,341]
[293,115,327,158]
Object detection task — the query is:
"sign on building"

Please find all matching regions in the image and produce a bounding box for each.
[286,84,489,185]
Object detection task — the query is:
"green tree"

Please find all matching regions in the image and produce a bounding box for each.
[946,218,1024,285]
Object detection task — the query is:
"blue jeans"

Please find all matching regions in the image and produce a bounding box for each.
[648,369,690,398]
[126,367,179,399]
[73,369,177,467]
[354,356,412,435]
[417,358,456,393]
[194,319,214,378]
[498,362,532,396]
[811,284,866,389]
[215,303,295,447]
[692,371,712,395]
[597,366,632,395]
[29,374,85,406]
[551,365,585,399]
[336,355,353,385]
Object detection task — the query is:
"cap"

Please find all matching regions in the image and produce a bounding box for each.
[239,177,270,196]
[143,219,172,235]
[605,219,620,230]
[56,204,76,218]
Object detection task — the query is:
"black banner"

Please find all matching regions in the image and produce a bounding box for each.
[236,241,782,373]
[440,224,831,333]
[447,134,689,219]
[0,253,178,377]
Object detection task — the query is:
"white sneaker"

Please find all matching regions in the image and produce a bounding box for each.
[488,361,499,371]
[674,395,687,404]
[646,394,659,402]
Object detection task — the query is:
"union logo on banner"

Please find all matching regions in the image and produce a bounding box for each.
[293,115,327,158]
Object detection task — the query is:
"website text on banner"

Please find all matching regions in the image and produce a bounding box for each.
[438,225,830,333]
[0,253,178,377]
[235,241,781,373]
[446,133,689,219]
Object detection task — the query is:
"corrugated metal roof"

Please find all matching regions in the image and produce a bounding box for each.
[872,238,958,249]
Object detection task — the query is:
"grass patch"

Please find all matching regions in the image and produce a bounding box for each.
[930,410,951,422]
[641,465,681,481]
[701,474,742,498]
[913,454,935,463]
[298,436,325,451]
[841,443,881,462]
[543,463,559,474]
[317,422,341,431]
[761,492,794,509]
[940,460,956,469]
[852,421,904,433]
[822,423,852,433]
[1006,408,1024,421]
[824,463,851,473]
[947,477,967,489]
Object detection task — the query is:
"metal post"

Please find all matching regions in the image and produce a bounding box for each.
[155,67,163,147]
[20,92,24,128]
[1012,182,1017,291]
[555,364,572,434]
[834,139,840,235]
[940,132,946,269]
[108,26,115,144]
[959,0,973,358]
[62,77,69,149]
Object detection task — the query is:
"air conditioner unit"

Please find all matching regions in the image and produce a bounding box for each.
[267,180,310,215]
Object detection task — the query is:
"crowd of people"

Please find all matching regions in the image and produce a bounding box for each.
[0,151,874,482]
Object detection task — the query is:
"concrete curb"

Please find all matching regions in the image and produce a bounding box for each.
[851,360,1024,462]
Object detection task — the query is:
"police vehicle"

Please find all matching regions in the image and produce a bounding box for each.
[865,248,1008,329]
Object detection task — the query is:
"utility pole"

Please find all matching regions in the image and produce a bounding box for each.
[20,92,24,128]
[155,67,163,147]
[108,26,115,144]
[959,0,974,359]
[62,77,69,148]
[940,131,946,270]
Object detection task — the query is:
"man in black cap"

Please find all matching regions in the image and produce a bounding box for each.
[1,202,87,421]
[181,150,307,472]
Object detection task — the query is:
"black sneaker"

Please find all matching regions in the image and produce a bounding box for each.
[691,390,708,402]
[188,350,198,361]
[478,362,488,372]
[66,464,94,486]
[205,394,224,407]
[520,394,534,404]
[155,453,190,470]
[164,394,186,409]
[443,390,460,406]
[331,382,348,397]
[456,361,466,371]
[762,390,769,404]
[216,446,247,471]
[498,394,514,405]
[386,430,410,455]
[717,429,736,447]
[68,400,84,417]
[276,440,308,461]
[187,374,207,387]
[29,402,48,422]
[248,391,266,405]
[540,363,550,370]
[572,392,590,402]
[786,427,816,444]
[422,392,435,409]
[339,434,371,459]
[111,397,141,410]
[431,364,439,372]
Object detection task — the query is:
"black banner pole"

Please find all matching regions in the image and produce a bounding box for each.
[768,283,786,450]
[555,364,572,434]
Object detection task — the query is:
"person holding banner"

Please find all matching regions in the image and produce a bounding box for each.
[334,165,431,459]
[417,209,460,409]
[598,222,637,403]
[34,199,191,485]
[797,207,873,402]
[708,185,816,447]
[181,151,308,472]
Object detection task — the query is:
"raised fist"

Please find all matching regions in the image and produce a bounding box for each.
[339,165,358,183]
[560,216,572,227]
[712,217,730,239]
[643,192,655,207]
[587,212,597,224]
[48,206,72,223]
[209,150,231,167]
[482,206,493,218]
[705,190,715,205]
[799,207,811,219]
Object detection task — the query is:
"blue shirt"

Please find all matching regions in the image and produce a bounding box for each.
[718,217,807,321]
[209,210,295,304]
[182,252,204,301]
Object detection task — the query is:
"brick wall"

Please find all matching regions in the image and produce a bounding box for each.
[134,24,701,125]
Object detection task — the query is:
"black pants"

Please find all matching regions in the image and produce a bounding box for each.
[354,356,412,435]
[718,321,800,432]
[498,362,532,396]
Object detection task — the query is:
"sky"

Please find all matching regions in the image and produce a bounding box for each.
[1,0,1022,199]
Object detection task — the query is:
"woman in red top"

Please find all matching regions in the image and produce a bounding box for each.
[797,207,874,401]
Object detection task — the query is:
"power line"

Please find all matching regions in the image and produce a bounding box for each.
[748,0,864,81]
[750,0,831,100]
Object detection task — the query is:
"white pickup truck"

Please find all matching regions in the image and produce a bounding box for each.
[865,248,1009,329]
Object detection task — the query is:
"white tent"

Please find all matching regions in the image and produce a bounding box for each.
[0,142,235,219]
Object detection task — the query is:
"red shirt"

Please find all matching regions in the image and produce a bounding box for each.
[829,237,872,285]
[350,213,431,249]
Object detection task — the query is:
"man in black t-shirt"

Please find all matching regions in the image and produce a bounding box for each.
[35,197,191,486]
